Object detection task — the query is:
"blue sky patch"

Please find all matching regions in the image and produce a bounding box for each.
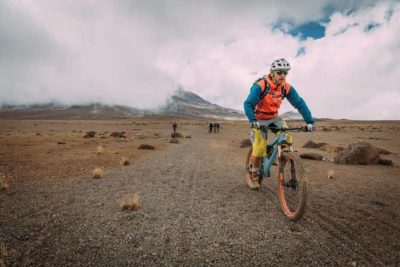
[289,22,325,40]
[272,20,326,40]
[365,22,380,32]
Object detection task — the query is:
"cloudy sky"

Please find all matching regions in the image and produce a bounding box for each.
[1,0,399,119]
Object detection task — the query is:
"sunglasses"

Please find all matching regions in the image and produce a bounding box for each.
[275,71,288,76]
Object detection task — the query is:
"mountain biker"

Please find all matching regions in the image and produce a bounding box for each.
[243,58,316,190]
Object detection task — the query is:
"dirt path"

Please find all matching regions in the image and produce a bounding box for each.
[1,125,399,266]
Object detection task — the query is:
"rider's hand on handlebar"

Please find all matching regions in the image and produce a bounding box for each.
[250,121,261,129]
[305,123,316,132]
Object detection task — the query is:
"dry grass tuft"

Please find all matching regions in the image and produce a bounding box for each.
[120,157,130,166]
[0,243,16,266]
[92,167,103,179]
[120,193,140,210]
[1,182,10,191]
[96,145,105,155]
[328,169,335,179]
[0,243,6,258]
[0,173,10,192]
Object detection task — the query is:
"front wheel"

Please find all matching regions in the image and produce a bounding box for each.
[278,151,307,221]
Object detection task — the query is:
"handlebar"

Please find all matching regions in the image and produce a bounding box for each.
[253,125,310,133]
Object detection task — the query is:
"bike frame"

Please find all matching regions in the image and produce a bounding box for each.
[258,127,303,178]
[260,131,284,177]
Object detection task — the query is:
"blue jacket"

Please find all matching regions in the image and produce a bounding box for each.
[243,82,314,124]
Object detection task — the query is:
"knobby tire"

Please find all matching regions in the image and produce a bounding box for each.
[278,151,307,221]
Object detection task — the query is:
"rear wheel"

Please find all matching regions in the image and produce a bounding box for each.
[277,151,307,221]
[245,147,252,184]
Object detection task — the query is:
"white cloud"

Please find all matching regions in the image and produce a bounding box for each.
[292,1,400,119]
[0,1,172,108]
[0,0,399,119]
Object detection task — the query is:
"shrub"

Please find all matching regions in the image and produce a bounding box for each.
[96,146,105,155]
[120,193,140,210]
[93,167,103,179]
[0,173,10,191]
[120,157,130,166]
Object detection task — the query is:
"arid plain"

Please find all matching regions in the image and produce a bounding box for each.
[0,118,399,266]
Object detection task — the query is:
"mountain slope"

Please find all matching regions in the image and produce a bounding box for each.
[160,88,246,119]
[280,111,302,120]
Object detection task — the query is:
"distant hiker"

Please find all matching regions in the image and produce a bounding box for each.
[216,123,220,133]
[172,122,177,134]
[213,123,217,133]
[209,123,213,133]
[244,58,316,190]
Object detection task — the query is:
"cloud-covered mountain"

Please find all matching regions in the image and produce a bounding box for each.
[0,89,246,120]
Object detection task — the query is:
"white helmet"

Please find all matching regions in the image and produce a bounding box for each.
[270,58,291,72]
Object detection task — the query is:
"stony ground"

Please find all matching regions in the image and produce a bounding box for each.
[0,119,399,266]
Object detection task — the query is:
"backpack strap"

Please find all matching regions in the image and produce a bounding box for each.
[281,83,291,100]
[254,76,290,100]
[254,75,270,101]
[281,86,286,100]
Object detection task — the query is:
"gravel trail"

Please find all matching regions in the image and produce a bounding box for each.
[1,126,399,266]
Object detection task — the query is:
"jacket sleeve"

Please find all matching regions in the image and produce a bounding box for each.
[286,86,315,124]
[243,83,262,122]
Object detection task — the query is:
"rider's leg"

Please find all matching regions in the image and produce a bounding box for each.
[249,128,268,190]
[250,155,262,189]
[271,117,288,134]
[271,118,288,164]
[273,117,288,147]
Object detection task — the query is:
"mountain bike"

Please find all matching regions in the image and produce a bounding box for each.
[245,125,309,221]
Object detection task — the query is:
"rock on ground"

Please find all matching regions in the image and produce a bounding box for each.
[334,142,391,165]
[300,152,323,161]
[111,132,127,138]
[170,138,179,144]
[83,131,96,138]
[303,141,328,149]
[319,144,337,153]
[138,144,155,150]
[171,132,184,138]
[240,139,252,148]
